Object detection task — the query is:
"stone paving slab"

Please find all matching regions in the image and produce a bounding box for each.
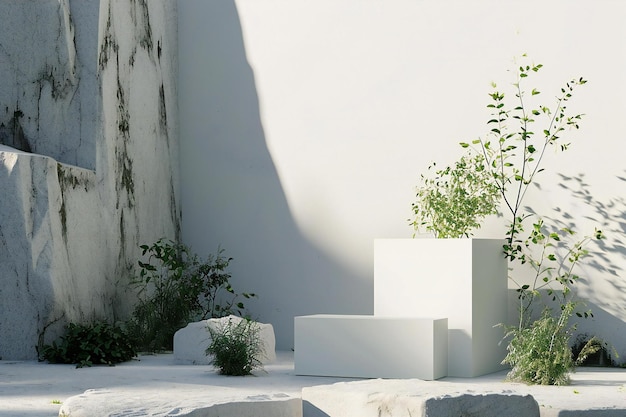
[302,379,540,417]
[59,388,300,417]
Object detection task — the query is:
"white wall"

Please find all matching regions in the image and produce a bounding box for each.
[179,0,626,355]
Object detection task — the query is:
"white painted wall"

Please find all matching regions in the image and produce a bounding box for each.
[179,0,626,355]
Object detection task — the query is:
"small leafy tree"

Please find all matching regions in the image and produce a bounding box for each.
[413,56,605,384]
[461,59,588,264]
[461,58,604,384]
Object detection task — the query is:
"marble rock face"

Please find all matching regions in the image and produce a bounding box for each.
[174,316,277,365]
[0,0,180,360]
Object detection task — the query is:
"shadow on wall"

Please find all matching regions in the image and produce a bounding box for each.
[179,0,371,349]
[556,172,626,359]
[505,172,626,360]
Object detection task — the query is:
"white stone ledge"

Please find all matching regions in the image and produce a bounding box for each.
[59,388,301,417]
[302,379,540,417]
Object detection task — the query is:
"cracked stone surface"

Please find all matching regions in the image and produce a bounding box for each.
[0,0,180,360]
[0,0,97,169]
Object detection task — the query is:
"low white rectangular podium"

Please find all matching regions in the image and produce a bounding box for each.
[294,315,448,380]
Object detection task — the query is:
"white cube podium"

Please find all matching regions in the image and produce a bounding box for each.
[374,238,507,377]
[294,315,448,380]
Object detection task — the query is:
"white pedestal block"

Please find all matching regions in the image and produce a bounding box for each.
[374,238,507,377]
[294,314,448,380]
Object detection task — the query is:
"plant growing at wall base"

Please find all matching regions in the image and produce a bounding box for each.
[190,247,256,320]
[411,56,605,384]
[206,317,264,376]
[502,303,575,385]
[127,239,197,351]
[40,321,136,368]
[502,303,610,385]
[499,217,604,384]
[127,239,255,352]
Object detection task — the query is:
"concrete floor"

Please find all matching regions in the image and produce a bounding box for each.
[1,351,625,416]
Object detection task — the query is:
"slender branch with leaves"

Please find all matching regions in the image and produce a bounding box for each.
[512,220,604,327]
[412,56,606,384]
[460,58,605,384]
[461,59,587,262]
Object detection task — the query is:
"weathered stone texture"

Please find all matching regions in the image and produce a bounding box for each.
[0,0,98,169]
[0,0,179,359]
[302,379,541,417]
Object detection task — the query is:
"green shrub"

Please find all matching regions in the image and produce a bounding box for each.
[411,152,500,238]
[127,239,255,352]
[502,305,575,386]
[206,318,264,376]
[126,238,193,351]
[40,321,136,368]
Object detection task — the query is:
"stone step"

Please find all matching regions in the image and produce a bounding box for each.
[302,379,540,417]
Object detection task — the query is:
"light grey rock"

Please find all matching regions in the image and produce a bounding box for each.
[174,315,277,365]
[0,0,180,359]
[302,379,540,417]
[0,0,98,169]
[59,388,301,417]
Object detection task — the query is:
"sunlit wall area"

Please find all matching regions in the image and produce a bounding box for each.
[179,0,626,353]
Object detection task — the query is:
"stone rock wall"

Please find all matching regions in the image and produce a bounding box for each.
[0,0,99,169]
[0,0,180,360]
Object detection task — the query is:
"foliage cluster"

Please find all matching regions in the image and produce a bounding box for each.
[40,240,257,368]
[40,321,136,368]
[476,60,603,384]
[127,238,255,352]
[206,317,264,376]
[411,56,605,384]
[411,152,500,238]
[502,306,575,385]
